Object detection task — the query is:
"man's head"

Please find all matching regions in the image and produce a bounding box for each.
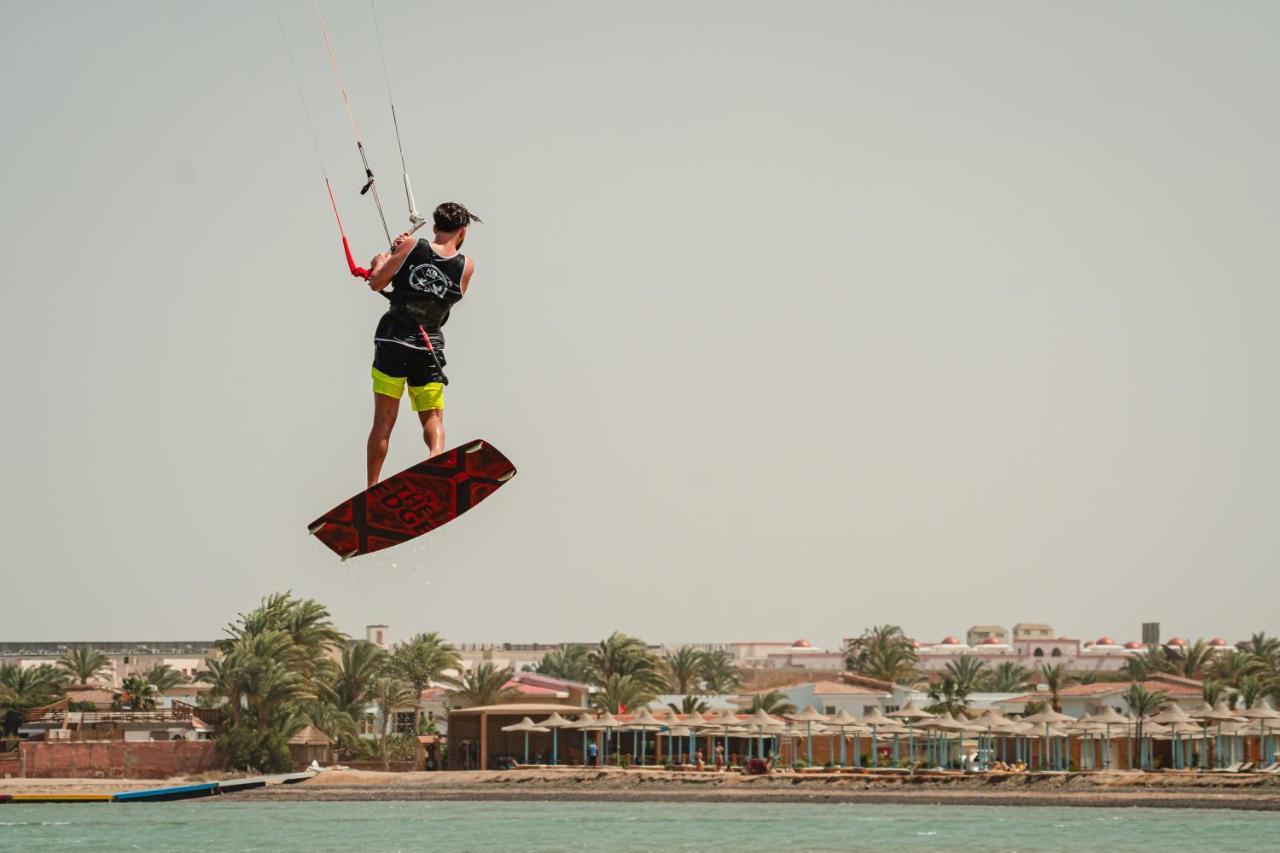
[433,202,481,247]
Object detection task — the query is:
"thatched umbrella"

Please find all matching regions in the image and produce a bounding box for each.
[1238,698,1280,769]
[829,709,861,767]
[1202,699,1243,769]
[680,710,713,765]
[626,707,665,766]
[534,712,573,766]
[1088,706,1127,770]
[1151,704,1195,769]
[564,714,601,767]
[789,705,828,768]
[705,707,740,766]
[862,707,893,768]
[1020,707,1074,770]
[591,710,623,765]
[740,708,781,761]
[888,700,935,765]
[501,716,550,765]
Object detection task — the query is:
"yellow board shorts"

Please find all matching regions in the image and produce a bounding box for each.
[372,367,444,412]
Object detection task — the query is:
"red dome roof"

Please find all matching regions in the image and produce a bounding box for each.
[941,636,961,645]
[1166,637,1186,647]
[1209,637,1227,646]
[1124,641,1143,649]
[980,636,1002,645]
[791,639,812,648]
[1096,637,1116,646]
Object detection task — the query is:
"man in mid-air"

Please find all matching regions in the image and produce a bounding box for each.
[364,202,479,487]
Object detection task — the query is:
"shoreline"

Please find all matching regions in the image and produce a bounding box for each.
[9,768,1278,811]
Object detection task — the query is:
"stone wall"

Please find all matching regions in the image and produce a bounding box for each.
[18,740,224,778]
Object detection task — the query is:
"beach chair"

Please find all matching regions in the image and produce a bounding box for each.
[1238,762,1254,772]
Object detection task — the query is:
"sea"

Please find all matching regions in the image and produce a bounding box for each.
[1,800,1276,852]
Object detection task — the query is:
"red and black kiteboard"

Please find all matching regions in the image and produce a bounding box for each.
[309,439,516,559]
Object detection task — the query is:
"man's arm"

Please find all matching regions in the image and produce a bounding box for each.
[367,234,416,292]
[460,257,476,295]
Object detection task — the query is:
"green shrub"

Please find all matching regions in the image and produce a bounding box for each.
[218,724,292,773]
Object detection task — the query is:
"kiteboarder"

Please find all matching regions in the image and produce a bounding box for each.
[364,202,480,487]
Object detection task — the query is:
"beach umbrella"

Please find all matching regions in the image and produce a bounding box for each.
[1090,706,1127,770]
[681,710,712,765]
[888,700,935,765]
[592,710,623,765]
[1238,698,1280,769]
[741,708,781,761]
[534,712,573,766]
[626,707,665,766]
[862,707,893,768]
[500,717,550,765]
[789,705,828,768]
[1202,699,1243,769]
[1020,707,1074,770]
[969,709,1008,768]
[1152,704,1195,770]
[565,715,602,767]
[706,707,740,766]
[829,709,860,767]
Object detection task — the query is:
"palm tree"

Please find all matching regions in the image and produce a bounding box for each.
[389,632,461,733]
[0,663,62,709]
[662,646,706,695]
[1209,649,1260,690]
[534,645,592,682]
[588,632,667,694]
[746,690,796,716]
[371,676,417,767]
[944,655,987,697]
[698,650,742,694]
[57,647,110,686]
[844,625,918,684]
[1122,683,1168,764]
[592,674,653,714]
[330,641,387,715]
[988,661,1032,693]
[668,695,710,715]
[927,676,966,716]
[144,664,187,694]
[1164,639,1213,679]
[1237,632,1280,669]
[1120,645,1166,681]
[1238,675,1267,710]
[1202,679,1225,708]
[451,663,519,708]
[1038,663,1074,712]
[120,675,157,711]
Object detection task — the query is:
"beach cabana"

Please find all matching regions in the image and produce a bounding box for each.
[1201,699,1243,769]
[828,709,860,767]
[446,703,586,770]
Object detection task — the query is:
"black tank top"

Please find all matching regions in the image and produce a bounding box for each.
[388,240,465,329]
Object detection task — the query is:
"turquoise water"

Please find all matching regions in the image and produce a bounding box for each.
[1,801,1277,851]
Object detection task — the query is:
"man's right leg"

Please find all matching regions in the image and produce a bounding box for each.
[369,367,408,487]
[367,393,400,487]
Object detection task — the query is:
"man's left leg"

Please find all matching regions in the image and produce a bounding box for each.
[409,382,445,458]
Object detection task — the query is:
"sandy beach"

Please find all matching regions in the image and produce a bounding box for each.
[9,769,1277,811]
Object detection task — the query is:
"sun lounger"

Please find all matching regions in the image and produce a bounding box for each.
[1213,762,1244,772]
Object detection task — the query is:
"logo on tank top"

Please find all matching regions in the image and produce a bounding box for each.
[408,263,453,297]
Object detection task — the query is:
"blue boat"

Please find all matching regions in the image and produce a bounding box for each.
[114,782,218,802]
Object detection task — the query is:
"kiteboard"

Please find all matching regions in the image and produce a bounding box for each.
[309,439,516,560]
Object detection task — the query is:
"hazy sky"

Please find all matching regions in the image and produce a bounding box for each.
[2,1,1277,649]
